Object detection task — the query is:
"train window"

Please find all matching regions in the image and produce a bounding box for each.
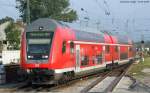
[81,55,89,66]
[115,46,118,52]
[96,55,102,64]
[70,41,74,54]
[26,32,54,60]
[120,53,128,60]
[62,41,66,53]
[105,45,110,53]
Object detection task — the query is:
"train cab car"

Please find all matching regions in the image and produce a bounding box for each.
[20,18,134,84]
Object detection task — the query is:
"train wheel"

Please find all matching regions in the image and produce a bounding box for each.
[64,72,74,82]
[69,71,75,81]
[113,63,119,69]
[106,64,113,70]
[31,84,39,89]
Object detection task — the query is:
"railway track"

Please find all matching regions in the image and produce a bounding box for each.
[81,63,132,93]
[2,63,132,93]
[8,70,106,92]
[9,76,87,92]
[13,74,101,92]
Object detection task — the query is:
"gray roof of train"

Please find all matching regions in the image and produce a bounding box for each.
[26,18,131,44]
[26,18,58,32]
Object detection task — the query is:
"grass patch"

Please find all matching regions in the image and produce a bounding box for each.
[128,57,150,78]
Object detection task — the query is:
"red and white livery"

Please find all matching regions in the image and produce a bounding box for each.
[20,18,135,84]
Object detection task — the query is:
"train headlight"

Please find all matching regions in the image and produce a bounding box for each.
[42,55,48,58]
[28,55,33,58]
[26,69,30,73]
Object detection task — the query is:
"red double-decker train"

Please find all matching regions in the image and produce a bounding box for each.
[20,18,135,84]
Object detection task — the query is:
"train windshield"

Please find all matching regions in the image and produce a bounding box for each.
[26,32,54,60]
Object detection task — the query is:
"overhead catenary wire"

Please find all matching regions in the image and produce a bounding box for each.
[94,0,110,16]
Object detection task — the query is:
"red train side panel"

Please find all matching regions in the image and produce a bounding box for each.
[20,18,135,84]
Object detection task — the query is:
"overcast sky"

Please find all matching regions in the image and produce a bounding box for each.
[70,0,150,20]
[0,0,150,41]
[0,0,150,20]
[0,0,19,19]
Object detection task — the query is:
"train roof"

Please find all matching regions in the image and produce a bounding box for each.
[60,21,132,44]
[26,18,59,32]
[26,18,132,44]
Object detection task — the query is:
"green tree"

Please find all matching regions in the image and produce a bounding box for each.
[16,0,78,22]
[0,16,14,25]
[5,22,21,50]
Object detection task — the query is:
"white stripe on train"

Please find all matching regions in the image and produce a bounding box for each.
[54,58,131,73]
[67,41,132,46]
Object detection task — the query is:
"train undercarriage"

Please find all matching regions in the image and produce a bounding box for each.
[26,60,132,85]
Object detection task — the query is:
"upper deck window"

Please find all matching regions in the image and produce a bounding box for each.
[105,45,110,53]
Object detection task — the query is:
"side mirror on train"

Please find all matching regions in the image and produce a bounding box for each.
[62,41,66,54]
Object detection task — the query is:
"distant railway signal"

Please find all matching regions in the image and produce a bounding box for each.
[141,40,144,44]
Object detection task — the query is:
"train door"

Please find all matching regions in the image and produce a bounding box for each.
[120,46,128,61]
[110,45,114,62]
[118,46,120,61]
[105,45,111,63]
[128,46,133,59]
[70,41,75,66]
[102,45,105,63]
[114,46,119,62]
[75,45,80,72]
[110,45,118,63]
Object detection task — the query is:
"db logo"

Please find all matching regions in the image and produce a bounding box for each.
[35,64,40,67]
